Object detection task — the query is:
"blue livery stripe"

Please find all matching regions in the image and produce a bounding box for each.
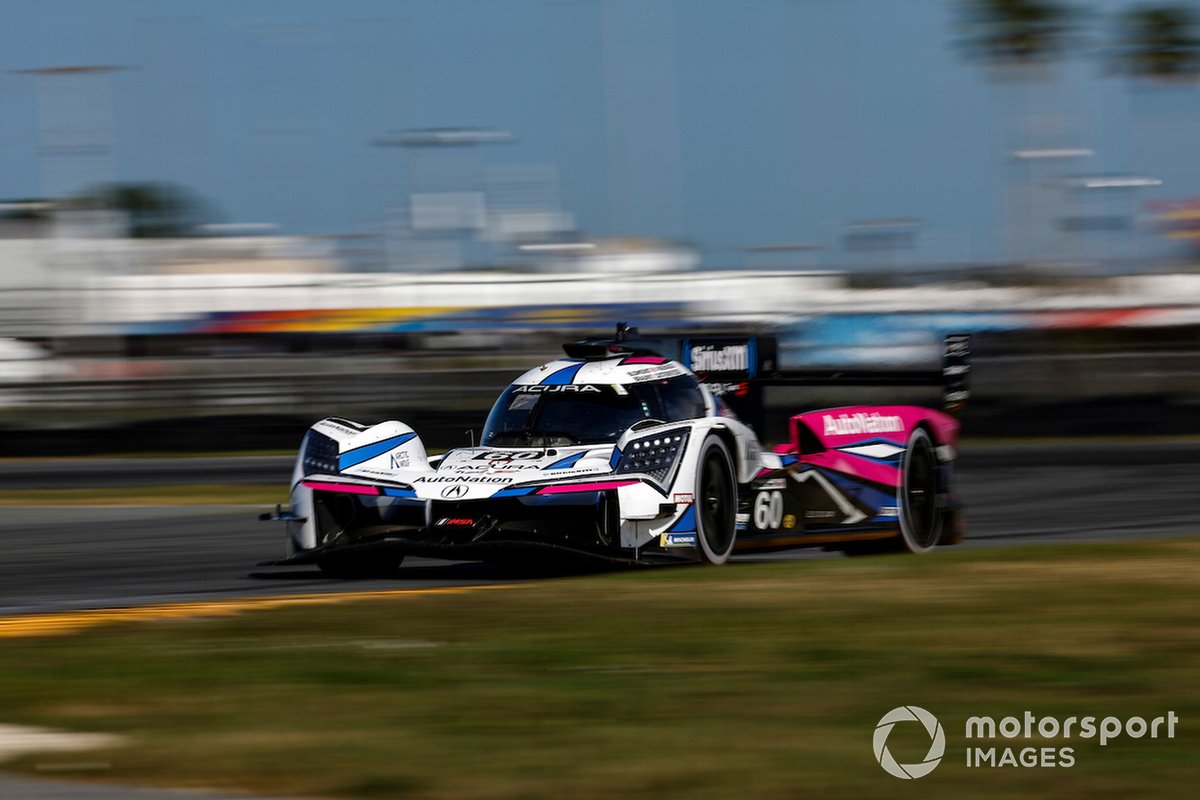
[818,468,896,511]
[338,432,417,470]
[546,451,587,470]
[381,487,418,499]
[492,486,538,498]
[667,504,697,533]
[609,447,622,469]
[541,363,584,385]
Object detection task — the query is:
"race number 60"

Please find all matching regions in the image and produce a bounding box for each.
[754,490,783,530]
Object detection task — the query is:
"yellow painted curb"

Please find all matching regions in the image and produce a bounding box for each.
[0,584,520,639]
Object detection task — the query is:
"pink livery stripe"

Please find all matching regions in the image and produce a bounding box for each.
[537,480,639,494]
[302,480,380,495]
[802,452,901,488]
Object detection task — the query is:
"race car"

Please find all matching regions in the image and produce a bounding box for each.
[261,326,968,574]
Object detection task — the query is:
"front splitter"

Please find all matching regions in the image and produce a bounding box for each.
[258,534,686,568]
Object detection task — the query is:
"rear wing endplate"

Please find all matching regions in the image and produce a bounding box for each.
[677,333,970,424]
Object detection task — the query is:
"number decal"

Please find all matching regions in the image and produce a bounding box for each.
[472,450,542,462]
[753,490,784,530]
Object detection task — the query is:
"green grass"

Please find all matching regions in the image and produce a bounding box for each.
[1,541,1198,798]
[0,484,280,506]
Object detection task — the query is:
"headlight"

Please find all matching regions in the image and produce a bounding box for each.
[301,431,340,475]
[616,428,689,483]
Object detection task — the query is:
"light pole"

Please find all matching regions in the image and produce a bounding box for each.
[11,65,126,202]
[10,65,127,344]
[372,127,514,270]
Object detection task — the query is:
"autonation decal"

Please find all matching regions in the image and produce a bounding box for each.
[874,708,1180,778]
[823,412,903,436]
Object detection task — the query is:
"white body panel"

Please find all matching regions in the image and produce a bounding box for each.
[285,353,763,558]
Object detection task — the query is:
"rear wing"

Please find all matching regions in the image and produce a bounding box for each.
[677,333,970,426]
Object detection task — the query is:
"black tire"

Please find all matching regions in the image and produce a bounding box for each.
[896,427,942,553]
[695,435,737,565]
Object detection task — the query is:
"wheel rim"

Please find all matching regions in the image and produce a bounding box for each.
[903,436,939,549]
[699,451,734,555]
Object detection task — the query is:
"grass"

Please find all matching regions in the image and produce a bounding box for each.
[0,540,1197,798]
[0,484,280,506]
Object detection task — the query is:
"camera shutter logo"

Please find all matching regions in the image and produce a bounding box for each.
[873,706,945,779]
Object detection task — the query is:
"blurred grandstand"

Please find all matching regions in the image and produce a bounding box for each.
[1,221,1197,454]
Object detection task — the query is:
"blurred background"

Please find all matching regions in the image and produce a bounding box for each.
[1,0,1199,454]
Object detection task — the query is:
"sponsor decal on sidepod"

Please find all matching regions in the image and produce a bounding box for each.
[823,412,904,436]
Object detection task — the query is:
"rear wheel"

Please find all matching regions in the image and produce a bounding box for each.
[695,435,737,565]
[896,427,942,553]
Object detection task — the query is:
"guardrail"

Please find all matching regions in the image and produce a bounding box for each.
[0,367,513,423]
[2,346,1199,453]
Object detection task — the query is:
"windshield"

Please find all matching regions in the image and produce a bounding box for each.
[482,384,656,446]
[481,375,709,446]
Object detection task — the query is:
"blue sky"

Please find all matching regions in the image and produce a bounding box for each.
[1,0,1197,266]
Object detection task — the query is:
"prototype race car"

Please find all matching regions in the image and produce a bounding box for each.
[262,326,969,573]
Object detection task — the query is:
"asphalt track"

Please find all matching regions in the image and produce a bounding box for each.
[1,442,1197,615]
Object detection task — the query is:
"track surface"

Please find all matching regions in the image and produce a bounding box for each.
[1,442,1197,615]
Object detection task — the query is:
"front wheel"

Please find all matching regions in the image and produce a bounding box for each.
[695,435,737,565]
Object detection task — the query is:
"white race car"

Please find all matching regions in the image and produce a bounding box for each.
[263,326,967,574]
